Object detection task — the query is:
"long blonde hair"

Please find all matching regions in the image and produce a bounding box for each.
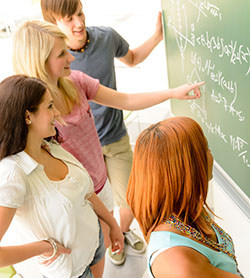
[127,117,213,242]
[12,20,78,105]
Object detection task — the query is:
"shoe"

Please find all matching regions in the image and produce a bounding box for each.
[108,246,126,265]
[124,229,146,254]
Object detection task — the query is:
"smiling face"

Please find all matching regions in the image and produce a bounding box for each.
[45,37,75,83]
[55,3,87,48]
[27,90,61,139]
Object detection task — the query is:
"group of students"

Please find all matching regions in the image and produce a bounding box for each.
[0,0,239,277]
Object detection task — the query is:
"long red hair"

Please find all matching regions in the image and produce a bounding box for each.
[127,117,213,242]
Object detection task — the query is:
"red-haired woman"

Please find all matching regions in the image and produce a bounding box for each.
[127,117,239,278]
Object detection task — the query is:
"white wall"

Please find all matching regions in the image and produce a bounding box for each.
[208,180,250,278]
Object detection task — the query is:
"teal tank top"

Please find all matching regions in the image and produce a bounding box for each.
[147,227,237,277]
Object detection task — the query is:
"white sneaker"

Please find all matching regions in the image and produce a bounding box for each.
[124,230,146,254]
[107,246,126,265]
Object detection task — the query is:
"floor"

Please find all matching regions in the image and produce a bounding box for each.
[103,249,148,278]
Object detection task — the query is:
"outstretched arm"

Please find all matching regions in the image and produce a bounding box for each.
[93,81,205,111]
[118,12,163,67]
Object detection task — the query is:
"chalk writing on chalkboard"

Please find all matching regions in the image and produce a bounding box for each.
[162,0,250,197]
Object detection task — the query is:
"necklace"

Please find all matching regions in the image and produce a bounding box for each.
[165,215,237,263]
[68,32,90,53]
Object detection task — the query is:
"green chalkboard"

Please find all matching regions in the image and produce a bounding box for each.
[161,0,250,198]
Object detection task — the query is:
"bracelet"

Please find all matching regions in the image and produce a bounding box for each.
[40,237,58,260]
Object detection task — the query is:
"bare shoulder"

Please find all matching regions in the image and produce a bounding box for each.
[151,245,205,278]
[151,246,239,278]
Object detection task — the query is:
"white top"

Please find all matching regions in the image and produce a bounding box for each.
[0,141,99,278]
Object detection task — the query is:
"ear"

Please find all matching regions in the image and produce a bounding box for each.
[25,110,32,125]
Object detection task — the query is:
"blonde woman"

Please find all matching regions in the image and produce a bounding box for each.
[40,0,163,264]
